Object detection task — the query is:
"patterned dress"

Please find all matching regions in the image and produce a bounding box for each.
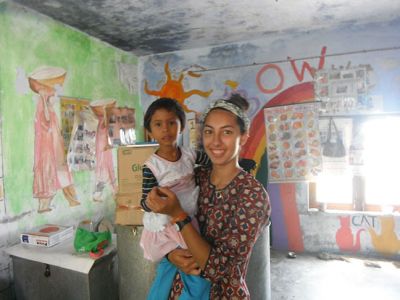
[169,166,271,300]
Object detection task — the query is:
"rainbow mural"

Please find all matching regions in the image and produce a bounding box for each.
[242,81,315,251]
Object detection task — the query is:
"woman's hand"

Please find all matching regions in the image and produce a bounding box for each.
[146,187,185,218]
[168,249,201,275]
[148,187,212,271]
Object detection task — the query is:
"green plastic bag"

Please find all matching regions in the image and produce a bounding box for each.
[74,227,111,254]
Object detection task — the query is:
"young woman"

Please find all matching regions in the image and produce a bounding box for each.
[146,94,271,299]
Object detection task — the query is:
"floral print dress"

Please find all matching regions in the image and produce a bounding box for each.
[169,166,271,300]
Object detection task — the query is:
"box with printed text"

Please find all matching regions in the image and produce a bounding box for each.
[116,143,158,225]
[20,224,74,247]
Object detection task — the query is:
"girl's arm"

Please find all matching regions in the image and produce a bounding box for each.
[195,150,211,167]
[140,165,158,211]
[167,248,201,275]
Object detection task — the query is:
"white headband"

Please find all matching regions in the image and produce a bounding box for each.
[201,99,250,131]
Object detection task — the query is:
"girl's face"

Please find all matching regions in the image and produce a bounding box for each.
[149,109,181,147]
[202,108,248,167]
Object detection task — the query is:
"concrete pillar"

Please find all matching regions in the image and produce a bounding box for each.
[116,225,157,300]
[246,224,271,300]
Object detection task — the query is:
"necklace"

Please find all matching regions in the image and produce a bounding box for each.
[215,190,223,200]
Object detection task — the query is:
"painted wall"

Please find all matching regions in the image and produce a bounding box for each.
[139,20,400,259]
[0,2,139,292]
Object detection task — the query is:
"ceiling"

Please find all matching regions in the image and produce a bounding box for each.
[11,0,400,56]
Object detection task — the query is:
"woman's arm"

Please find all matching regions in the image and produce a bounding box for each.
[167,248,201,275]
[146,187,211,269]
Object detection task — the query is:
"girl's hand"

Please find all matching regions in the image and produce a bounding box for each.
[168,249,201,275]
[146,187,185,218]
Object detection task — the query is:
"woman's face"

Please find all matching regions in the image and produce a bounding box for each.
[202,108,248,167]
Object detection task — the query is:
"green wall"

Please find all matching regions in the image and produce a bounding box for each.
[0,2,141,222]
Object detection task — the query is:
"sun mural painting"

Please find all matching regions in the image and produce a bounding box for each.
[144,62,213,112]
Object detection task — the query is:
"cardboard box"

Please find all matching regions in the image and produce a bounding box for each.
[115,207,144,225]
[20,224,74,247]
[116,143,158,225]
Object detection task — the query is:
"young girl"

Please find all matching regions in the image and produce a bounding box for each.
[146,94,271,299]
[139,98,210,300]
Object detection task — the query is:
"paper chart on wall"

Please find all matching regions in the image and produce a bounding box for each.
[106,107,136,146]
[264,102,322,182]
[314,66,376,115]
[67,106,98,171]
[60,97,90,156]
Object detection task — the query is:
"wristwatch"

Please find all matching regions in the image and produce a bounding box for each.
[175,215,192,232]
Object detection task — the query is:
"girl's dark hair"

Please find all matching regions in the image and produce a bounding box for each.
[144,98,186,132]
[226,93,249,133]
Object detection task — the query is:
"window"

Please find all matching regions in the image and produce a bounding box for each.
[309,115,400,212]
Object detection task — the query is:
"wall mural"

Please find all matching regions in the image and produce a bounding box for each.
[0,125,3,204]
[28,66,80,213]
[144,62,213,112]
[141,20,400,256]
[335,215,400,256]
[27,67,123,211]
[336,216,365,253]
[90,99,118,202]
[1,4,140,291]
[369,216,400,256]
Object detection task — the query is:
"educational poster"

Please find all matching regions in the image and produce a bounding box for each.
[314,66,375,115]
[106,107,136,146]
[60,97,90,156]
[186,112,202,150]
[67,106,98,171]
[264,102,322,182]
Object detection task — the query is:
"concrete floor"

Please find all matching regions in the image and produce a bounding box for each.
[270,249,400,300]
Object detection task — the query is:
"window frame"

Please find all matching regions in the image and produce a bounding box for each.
[309,113,400,213]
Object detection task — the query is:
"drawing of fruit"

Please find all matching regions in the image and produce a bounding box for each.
[282,141,291,149]
[296,160,307,168]
[308,130,316,138]
[284,160,293,168]
[270,161,280,169]
[310,148,321,156]
[295,141,305,148]
[293,121,303,129]
[271,170,280,178]
[294,149,306,158]
[282,150,293,158]
[269,153,279,160]
[268,143,277,151]
[281,132,291,140]
[295,131,304,139]
[268,124,276,131]
[285,169,293,177]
